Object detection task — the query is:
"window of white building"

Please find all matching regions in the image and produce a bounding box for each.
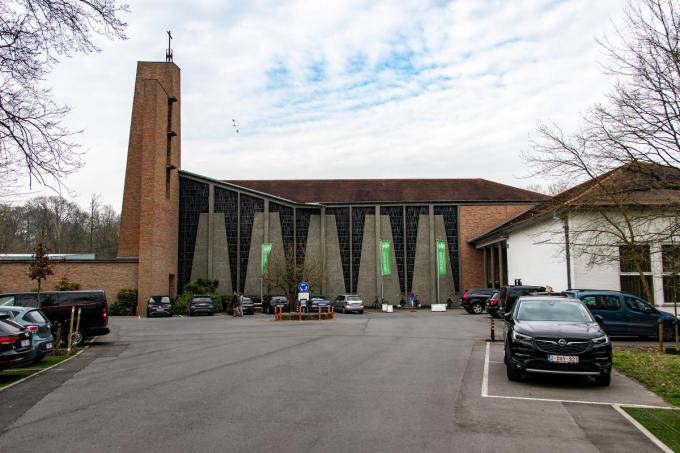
[661,245,680,304]
[618,245,654,302]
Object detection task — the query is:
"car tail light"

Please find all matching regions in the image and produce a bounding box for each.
[462,290,469,300]
[102,307,108,324]
[0,335,19,345]
[25,325,39,333]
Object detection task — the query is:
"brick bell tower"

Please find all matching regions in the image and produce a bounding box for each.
[118,61,181,312]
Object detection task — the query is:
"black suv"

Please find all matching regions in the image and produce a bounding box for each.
[0,291,109,346]
[494,285,546,317]
[504,295,612,386]
[460,288,496,314]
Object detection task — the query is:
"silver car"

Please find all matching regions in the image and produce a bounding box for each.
[0,306,54,363]
[333,295,364,314]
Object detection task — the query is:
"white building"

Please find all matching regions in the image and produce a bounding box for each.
[470,164,680,314]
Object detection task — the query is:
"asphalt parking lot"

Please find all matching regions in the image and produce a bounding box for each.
[0,310,671,453]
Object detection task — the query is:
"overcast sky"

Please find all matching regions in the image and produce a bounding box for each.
[38,0,626,210]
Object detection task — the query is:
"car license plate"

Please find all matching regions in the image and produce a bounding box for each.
[45,342,53,350]
[548,355,579,364]
[21,339,30,347]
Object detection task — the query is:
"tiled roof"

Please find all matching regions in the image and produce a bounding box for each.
[469,162,680,244]
[223,179,547,204]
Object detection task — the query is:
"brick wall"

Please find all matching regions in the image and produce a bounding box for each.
[459,205,533,291]
[118,62,181,312]
[0,261,138,304]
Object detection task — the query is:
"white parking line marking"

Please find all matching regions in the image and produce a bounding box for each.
[481,341,675,410]
[613,404,674,453]
[481,341,490,397]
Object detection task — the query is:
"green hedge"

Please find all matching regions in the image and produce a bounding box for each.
[109,288,138,316]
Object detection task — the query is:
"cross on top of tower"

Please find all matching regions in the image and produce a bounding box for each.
[166,30,173,62]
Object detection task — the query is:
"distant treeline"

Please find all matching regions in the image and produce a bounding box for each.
[0,195,120,259]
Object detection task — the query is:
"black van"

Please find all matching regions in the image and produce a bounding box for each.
[0,291,109,345]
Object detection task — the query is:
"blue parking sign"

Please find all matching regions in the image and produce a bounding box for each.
[298,281,309,293]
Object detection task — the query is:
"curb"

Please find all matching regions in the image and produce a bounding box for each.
[0,339,94,393]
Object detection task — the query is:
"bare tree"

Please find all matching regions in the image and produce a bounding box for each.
[262,244,322,309]
[88,194,101,252]
[0,1,128,191]
[526,0,680,303]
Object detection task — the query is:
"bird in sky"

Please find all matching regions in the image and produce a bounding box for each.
[232,118,239,134]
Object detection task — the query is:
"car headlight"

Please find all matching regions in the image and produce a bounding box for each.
[512,331,532,343]
[592,335,609,345]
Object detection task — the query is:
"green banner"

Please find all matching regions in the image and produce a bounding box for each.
[437,240,447,276]
[380,240,391,276]
[261,243,273,273]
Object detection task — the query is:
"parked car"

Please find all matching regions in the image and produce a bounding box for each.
[498,285,546,315]
[0,307,54,363]
[264,296,290,314]
[504,295,612,386]
[147,296,172,317]
[0,315,34,371]
[188,295,214,316]
[247,296,263,313]
[333,294,364,314]
[239,296,255,315]
[0,291,109,346]
[485,290,501,317]
[308,295,331,312]
[565,289,678,340]
[460,288,496,314]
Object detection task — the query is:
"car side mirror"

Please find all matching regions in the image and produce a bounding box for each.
[504,312,512,321]
[594,315,604,325]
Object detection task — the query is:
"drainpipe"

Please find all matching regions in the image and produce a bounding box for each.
[563,213,572,290]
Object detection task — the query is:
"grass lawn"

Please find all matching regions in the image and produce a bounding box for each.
[0,354,71,390]
[613,346,680,407]
[614,346,680,451]
[623,407,680,452]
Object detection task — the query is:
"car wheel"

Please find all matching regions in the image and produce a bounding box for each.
[71,329,85,347]
[359,310,363,314]
[471,303,484,314]
[210,311,214,316]
[506,361,522,381]
[595,372,611,387]
[663,325,676,342]
[33,354,45,364]
[147,310,150,318]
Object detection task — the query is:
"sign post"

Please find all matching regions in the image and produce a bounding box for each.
[380,240,391,303]
[436,240,447,305]
[261,243,273,304]
[297,281,310,312]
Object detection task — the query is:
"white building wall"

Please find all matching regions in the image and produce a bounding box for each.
[502,211,678,310]
[506,218,569,291]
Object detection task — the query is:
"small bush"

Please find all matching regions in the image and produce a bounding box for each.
[172,292,191,315]
[110,288,138,316]
[55,276,81,291]
[174,280,222,314]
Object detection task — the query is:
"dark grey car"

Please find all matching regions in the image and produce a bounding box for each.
[188,296,214,316]
[0,307,54,363]
[147,296,172,317]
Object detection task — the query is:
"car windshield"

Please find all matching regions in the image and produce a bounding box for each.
[516,300,593,322]
[193,298,212,303]
[272,297,286,302]
[347,296,361,301]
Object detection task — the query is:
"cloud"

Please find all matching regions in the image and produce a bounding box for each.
[29,0,626,209]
